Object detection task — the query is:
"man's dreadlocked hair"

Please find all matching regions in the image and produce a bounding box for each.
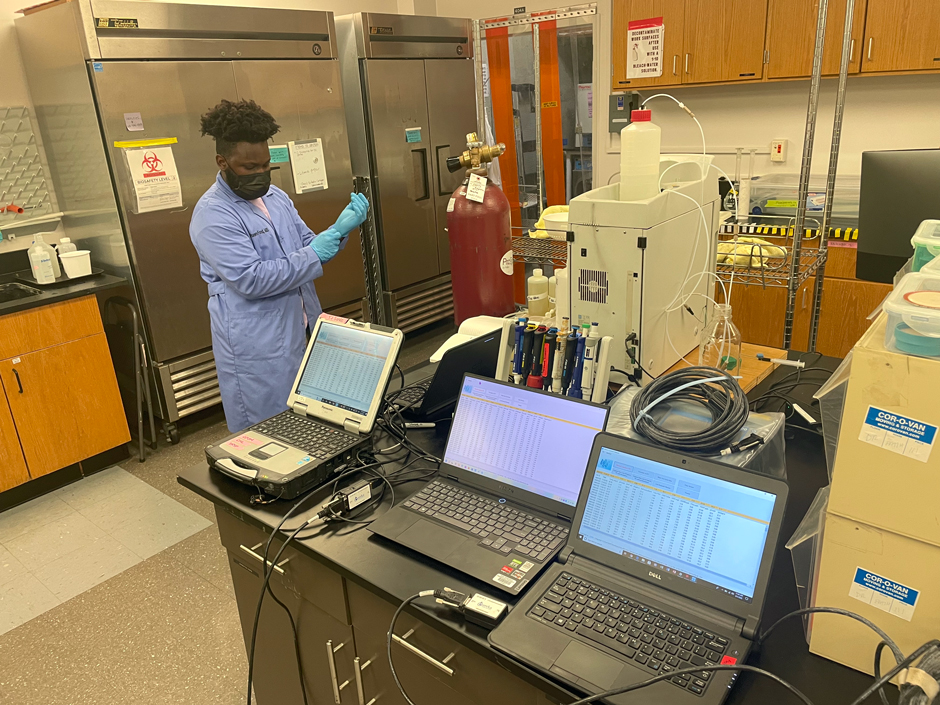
[200,100,280,157]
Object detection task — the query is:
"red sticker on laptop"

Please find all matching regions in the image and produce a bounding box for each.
[318,313,349,324]
[720,655,737,665]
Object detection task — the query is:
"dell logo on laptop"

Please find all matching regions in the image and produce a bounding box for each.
[649,571,662,580]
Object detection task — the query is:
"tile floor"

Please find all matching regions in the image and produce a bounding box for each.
[0,321,454,704]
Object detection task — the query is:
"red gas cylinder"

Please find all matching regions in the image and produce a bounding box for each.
[447,174,514,324]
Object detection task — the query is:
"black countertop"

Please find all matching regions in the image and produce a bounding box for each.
[0,271,127,317]
[179,358,896,705]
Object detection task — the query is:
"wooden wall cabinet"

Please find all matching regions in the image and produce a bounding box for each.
[0,296,129,488]
[612,0,685,90]
[765,0,867,79]
[683,0,769,83]
[861,0,940,72]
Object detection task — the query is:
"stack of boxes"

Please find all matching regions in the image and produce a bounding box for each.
[807,305,940,674]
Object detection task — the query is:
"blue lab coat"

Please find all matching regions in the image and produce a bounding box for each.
[190,173,343,432]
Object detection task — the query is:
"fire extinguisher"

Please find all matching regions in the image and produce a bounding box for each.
[445,133,514,325]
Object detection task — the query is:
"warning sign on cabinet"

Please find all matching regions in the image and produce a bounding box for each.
[626,17,664,79]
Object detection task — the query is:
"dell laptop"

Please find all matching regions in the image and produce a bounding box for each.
[395,332,502,421]
[206,314,403,499]
[488,433,788,704]
[369,374,609,595]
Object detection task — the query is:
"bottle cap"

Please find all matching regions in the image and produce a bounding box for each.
[631,109,652,122]
[533,268,543,276]
[61,237,70,243]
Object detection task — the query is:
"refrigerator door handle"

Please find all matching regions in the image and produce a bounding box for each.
[412,148,430,202]
[435,144,451,196]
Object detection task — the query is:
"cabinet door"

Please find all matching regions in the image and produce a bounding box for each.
[683,0,769,83]
[227,551,358,705]
[862,0,940,72]
[766,0,867,78]
[793,277,892,357]
[612,0,685,89]
[0,334,129,477]
[721,276,813,349]
[0,386,29,492]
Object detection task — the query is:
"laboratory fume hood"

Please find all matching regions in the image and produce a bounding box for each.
[337,13,477,332]
[16,0,367,441]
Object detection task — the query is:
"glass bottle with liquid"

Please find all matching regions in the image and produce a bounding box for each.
[699,304,742,373]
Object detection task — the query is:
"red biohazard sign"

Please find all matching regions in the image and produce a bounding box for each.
[142,151,166,177]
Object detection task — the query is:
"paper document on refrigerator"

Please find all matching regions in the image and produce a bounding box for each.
[626,17,664,79]
[289,139,328,193]
[125,145,182,213]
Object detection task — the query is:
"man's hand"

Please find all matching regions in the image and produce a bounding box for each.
[310,194,369,263]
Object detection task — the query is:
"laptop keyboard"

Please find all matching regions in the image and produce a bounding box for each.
[402,480,568,563]
[529,573,731,697]
[253,411,360,460]
[395,378,432,407]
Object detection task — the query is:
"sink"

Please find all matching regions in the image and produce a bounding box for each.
[0,282,42,304]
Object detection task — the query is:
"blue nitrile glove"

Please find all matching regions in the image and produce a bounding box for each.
[310,227,343,264]
[331,193,369,236]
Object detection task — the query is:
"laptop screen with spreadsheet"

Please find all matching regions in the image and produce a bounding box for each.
[442,376,608,507]
[295,321,394,416]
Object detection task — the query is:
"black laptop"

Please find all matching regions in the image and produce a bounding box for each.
[395,332,501,421]
[489,433,788,704]
[369,374,609,595]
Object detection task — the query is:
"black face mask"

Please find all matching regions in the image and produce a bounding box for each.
[222,167,274,200]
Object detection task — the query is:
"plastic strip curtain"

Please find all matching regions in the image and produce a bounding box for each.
[534,12,566,208]
[483,21,527,304]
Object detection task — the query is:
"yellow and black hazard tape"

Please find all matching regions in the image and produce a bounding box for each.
[720,224,859,240]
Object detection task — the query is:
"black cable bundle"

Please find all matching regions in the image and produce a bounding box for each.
[629,366,749,453]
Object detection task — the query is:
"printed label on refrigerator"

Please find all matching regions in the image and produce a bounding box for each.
[626,17,664,79]
[125,145,182,213]
[404,128,422,144]
[858,406,936,462]
[849,568,919,621]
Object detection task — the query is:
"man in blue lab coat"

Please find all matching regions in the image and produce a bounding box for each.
[190,99,368,432]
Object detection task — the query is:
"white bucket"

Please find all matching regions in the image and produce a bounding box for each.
[543,212,569,241]
[60,250,92,278]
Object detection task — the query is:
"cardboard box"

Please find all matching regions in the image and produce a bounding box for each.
[829,313,940,546]
[809,512,940,676]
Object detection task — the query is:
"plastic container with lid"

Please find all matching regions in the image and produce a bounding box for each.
[747,173,860,223]
[883,272,940,357]
[910,219,940,272]
[527,268,550,317]
[619,109,661,202]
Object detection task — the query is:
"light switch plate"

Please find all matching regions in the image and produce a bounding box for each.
[771,139,788,163]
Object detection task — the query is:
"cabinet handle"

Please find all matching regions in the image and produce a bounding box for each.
[685,53,690,74]
[672,55,677,75]
[354,656,376,705]
[12,368,22,394]
[850,39,855,62]
[326,640,350,704]
[392,629,455,676]
[867,37,873,61]
[239,543,289,575]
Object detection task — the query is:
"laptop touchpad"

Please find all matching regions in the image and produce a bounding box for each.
[552,642,623,690]
[399,520,467,560]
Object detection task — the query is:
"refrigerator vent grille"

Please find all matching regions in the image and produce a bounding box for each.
[578,269,609,304]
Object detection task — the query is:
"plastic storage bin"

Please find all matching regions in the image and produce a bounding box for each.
[883,272,940,358]
[786,485,829,644]
[746,173,860,223]
[910,219,940,272]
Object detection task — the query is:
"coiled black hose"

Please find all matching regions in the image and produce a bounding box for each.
[629,366,749,453]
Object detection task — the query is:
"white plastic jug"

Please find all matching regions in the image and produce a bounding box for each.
[33,234,61,278]
[29,240,55,284]
[527,268,550,317]
[619,109,661,202]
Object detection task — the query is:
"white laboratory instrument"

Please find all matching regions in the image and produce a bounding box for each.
[564,154,720,377]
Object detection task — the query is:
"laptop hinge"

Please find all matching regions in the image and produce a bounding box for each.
[559,546,574,564]
[292,402,308,416]
[344,418,362,435]
[741,615,759,641]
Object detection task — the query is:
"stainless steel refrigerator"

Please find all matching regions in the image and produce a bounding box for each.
[337,13,477,332]
[17,0,366,441]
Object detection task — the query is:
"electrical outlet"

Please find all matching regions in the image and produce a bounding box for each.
[770,139,788,163]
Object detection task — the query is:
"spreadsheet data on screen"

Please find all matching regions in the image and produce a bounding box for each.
[579,448,777,600]
[443,377,607,506]
[296,323,392,416]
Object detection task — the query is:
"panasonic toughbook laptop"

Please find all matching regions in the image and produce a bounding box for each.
[206,314,403,499]
[488,433,788,705]
[369,374,609,595]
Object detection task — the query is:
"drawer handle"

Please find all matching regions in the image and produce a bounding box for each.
[672,55,677,76]
[392,629,455,676]
[354,656,376,705]
[850,39,855,62]
[685,53,690,74]
[12,368,23,394]
[867,37,873,61]
[239,543,289,575]
[327,639,350,704]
